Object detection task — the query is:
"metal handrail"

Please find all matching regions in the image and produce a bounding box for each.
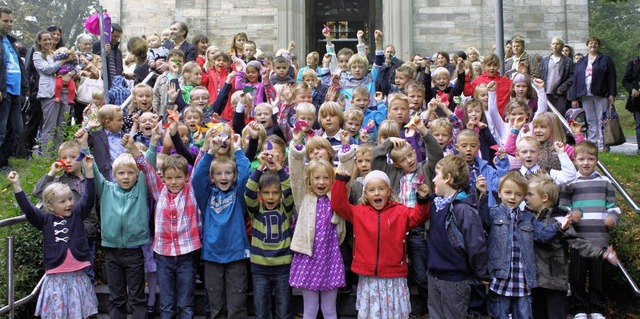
[618,261,640,296]
[546,102,640,212]
[0,215,44,318]
[0,275,45,315]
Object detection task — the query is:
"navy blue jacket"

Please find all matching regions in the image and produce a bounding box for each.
[568,53,617,100]
[16,178,95,270]
[427,191,489,281]
[539,54,574,96]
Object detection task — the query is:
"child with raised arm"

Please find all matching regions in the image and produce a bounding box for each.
[559,141,621,319]
[33,142,99,285]
[331,169,431,319]
[124,126,202,319]
[193,128,251,318]
[8,156,98,319]
[515,136,577,187]
[77,128,150,319]
[478,171,569,319]
[245,151,295,319]
[288,127,347,319]
[526,174,618,319]
[427,156,489,319]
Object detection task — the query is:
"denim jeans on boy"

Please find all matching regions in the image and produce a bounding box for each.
[488,290,532,319]
[407,226,429,315]
[155,251,197,319]
[252,272,292,319]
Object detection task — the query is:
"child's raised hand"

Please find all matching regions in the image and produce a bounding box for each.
[496,147,506,160]
[227,71,237,83]
[325,85,337,102]
[7,171,20,186]
[476,175,487,194]
[357,30,364,42]
[167,82,179,103]
[152,123,164,141]
[261,67,271,80]
[131,113,140,124]
[413,115,428,135]
[322,25,331,39]
[374,30,383,43]
[337,94,346,109]
[247,121,261,138]
[322,54,331,68]
[512,114,526,130]
[373,91,384,103]
[487,81,497,92]
[426,98,439,112]
[359,129,370,143]
[86,118,101,130]
[75,127,89,146]
[416,183,430,198]
[257,151,268,170]
[532,78,545,90]
[121,133,134,150]
[49,160,66,176]
[331,73,340,87]
[476,121,488,129]
[82,154,95,171]
[233,133,242,151]
[281,84,293,104]
[553,141,565,153]
[456,59,465,74]
[339,129,351,146]
[288,41,296,51]
[569,208,583,223]
[569,120,582,135]
[388,137,406,148]
[169,59,181,75]
[292,127,304,145]
[242,92,254,106]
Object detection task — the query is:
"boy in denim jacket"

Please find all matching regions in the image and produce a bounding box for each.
[478,171,569,318]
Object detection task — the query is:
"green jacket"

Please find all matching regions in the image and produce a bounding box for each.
[92,162,149,248]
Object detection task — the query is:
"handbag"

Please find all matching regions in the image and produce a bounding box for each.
[76,76,104,104]
[603,104,625,146]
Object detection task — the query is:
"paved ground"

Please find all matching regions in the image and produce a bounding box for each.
[609,134,638,155]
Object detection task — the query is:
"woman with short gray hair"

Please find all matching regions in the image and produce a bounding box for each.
[73,33,102,124]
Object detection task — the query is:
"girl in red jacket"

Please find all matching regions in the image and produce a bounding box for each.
[331,170,431,319]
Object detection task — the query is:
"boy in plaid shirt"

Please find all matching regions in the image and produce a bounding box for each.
[478,171,569,318]
[124,123,202,319]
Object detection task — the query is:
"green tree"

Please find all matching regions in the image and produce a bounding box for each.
[589,0,640,95]
[0,0,98,49]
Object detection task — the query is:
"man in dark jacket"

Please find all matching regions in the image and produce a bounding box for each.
[622,42,640,155]
[0,6,27,171]
[92,23,123,87]
[539,37,574,115]
[166,21,197,63]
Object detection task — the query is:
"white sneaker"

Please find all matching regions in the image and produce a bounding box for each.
[589,313,606,319]
[574,314,588,319]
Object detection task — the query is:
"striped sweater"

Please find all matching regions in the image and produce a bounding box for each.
[559,172,621,247]
[244,169,294,275]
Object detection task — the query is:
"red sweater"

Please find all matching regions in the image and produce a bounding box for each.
[330,176,430,278]
[464,71,512,117]
[201,67,235,121]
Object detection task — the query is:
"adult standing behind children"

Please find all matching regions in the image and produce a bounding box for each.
[539,37,574,115]
[621,42,640,155]
[0,6,26,172]
[568,36,617,151]
[505,36,540,79]
[92,23,123,87]
[167,21,197,63]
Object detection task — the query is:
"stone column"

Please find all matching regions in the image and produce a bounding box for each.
[277,0,306,61]
[383,0,413,61]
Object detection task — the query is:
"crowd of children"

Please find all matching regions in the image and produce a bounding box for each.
[9,25,628,319]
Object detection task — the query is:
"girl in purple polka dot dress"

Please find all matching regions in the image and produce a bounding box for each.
[288,140,346,319]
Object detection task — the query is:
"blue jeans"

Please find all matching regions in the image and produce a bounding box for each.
[488,290,532,319]
[252,272,292,319]
[156,252,197,319]
[407,227,429,314]
[0,93,23,167]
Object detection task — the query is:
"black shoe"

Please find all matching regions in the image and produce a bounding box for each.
[147,305,156,314]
